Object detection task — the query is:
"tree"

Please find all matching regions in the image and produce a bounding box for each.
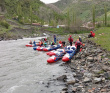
[0,0,5,11]
[104,5,107,26]
[17,2,22,17]
[67,10,70,28]
[92,4,95,28]
[30,5,33,25]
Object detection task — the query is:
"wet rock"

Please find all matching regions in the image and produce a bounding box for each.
[57,75,67,81]
[62,87,68,91]
[60,91,68,93]
[93,78,102,83]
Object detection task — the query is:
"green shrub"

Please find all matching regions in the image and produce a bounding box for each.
[0,20,10,29]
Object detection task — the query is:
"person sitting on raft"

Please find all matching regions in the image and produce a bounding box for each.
[68,35,73,46]
[44,42,47,47]
[88,31,95,38]
[33,40,36,44]
[44,38,47,42]
[75,39,83,53]
[39,40,43,46]
[51,41,55,46]
[29,40,32,44]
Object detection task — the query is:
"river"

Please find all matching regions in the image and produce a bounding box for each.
[0,37,66,93]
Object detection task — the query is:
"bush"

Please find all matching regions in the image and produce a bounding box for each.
[0,20,10,29]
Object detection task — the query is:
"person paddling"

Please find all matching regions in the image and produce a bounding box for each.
[68,35,73,46]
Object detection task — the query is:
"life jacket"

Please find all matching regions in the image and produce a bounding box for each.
[44,38,47,41]
[76,41,81,46]
[68,36,73,42]
[51,42,55,45]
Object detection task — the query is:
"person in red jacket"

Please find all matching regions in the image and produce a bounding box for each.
[68,35,73,46]
[75,39,83,53]
[88,31,95,38]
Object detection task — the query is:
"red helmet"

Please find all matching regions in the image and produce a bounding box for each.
[90,31,93,33]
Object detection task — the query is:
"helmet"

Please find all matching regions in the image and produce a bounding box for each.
[90,31,92,33]
[69,35,72,37]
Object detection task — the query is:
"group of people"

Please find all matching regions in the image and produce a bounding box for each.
[68,31,95,53]
[29,30,95,53]
[68,35,83,53]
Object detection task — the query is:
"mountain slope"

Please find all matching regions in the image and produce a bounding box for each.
[0,0,65,24]
[54,0,110,22]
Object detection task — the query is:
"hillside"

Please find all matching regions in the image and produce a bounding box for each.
[54,0,110,22]
[0,0,64,24]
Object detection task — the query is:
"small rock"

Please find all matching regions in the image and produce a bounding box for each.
[57,75,67,81]
[87,57,94,62]
[67,80,76,84]
[83,77,91,83]
[84,73,93,78]
[60,91,68,93]
[100,89,107,92]
[62,87,68,91]
[93,78,102,83]
[102,65,110,71]
[104,71,110,79]
[72,87,77,92]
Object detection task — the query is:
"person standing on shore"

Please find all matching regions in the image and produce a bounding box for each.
[79,36,82,42]
[53,35,56,44]
[68,35,73,46]
[75,39,83,53]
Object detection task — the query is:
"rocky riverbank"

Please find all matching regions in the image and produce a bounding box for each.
[43,35,110,93]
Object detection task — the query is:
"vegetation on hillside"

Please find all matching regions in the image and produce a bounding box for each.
[0,0,65,26]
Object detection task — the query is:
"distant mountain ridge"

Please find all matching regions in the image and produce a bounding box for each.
[53,0,110,21]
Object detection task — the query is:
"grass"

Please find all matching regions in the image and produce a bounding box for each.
[90,27,110,51]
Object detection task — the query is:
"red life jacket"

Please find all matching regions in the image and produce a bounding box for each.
[68,37,73,42]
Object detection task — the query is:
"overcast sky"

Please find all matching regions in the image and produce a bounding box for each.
[40,0,59,4]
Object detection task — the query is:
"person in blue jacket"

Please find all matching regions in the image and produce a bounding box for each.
[33,40,36,47]
[53,35,56,44]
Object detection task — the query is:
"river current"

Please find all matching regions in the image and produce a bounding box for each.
[0,37,66,93]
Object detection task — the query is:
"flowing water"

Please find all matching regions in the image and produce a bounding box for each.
[0,37,66,93]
